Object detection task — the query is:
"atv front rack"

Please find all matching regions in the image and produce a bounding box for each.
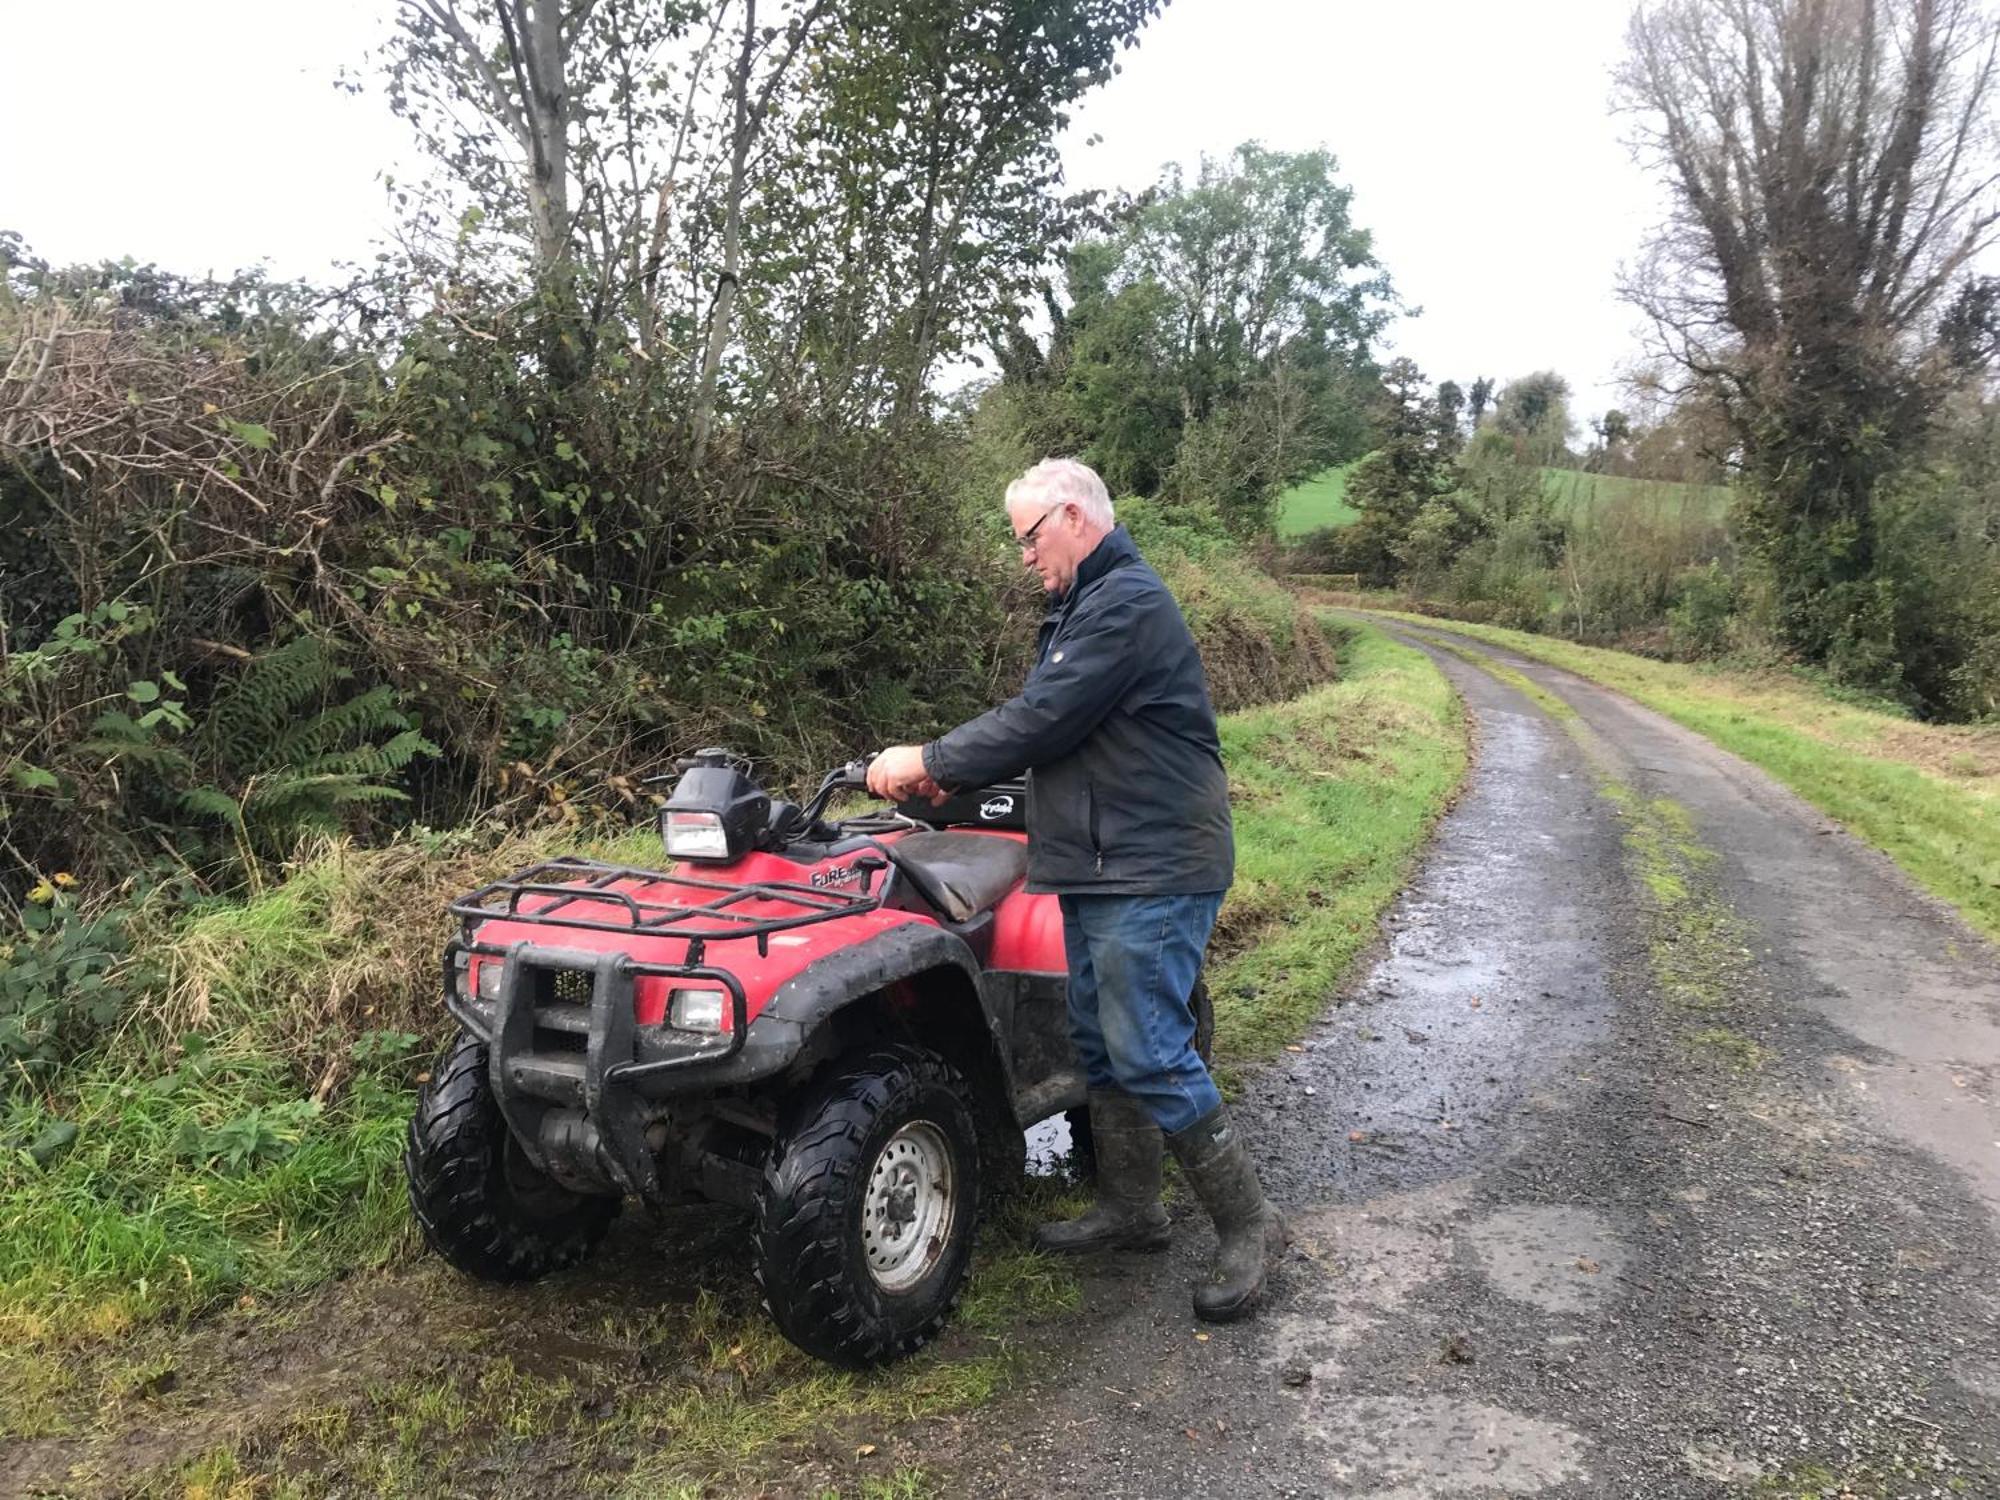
[449,856,884,963]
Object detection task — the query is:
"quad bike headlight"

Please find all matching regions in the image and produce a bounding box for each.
[663,810,732,860]
[668,986,728,1033]
[659,752,769,863]
[476,961,504,1003]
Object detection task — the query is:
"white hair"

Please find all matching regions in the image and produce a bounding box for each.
[1005,457,1115,529]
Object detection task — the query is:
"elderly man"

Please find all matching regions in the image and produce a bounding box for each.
[868,457,1286,1323]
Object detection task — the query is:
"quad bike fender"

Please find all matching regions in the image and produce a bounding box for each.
[759,922,1018,1103]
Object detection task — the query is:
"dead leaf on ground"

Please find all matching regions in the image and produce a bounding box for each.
[1576,1256,1601,1274]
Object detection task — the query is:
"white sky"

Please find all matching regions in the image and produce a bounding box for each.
[3,0,1661,415]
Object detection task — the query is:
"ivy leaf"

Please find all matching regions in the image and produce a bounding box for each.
[225,419,275,450]
[126,681,160,704]
[8,765,58,791]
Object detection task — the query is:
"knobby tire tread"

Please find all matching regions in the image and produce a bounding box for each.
[753,1045,981,1368]
[405,1032,617,1283]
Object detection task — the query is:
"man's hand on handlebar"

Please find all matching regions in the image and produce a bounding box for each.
[867,745,947,805]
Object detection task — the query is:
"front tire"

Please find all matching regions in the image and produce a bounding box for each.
[753,1045,982,1367]
[405,1032,619,1282]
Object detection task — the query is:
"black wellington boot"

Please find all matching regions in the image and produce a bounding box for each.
[1033,1088,1172,1254]
[1167,1105,1287,1322]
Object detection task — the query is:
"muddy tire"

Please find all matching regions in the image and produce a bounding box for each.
[405,1032,619,1282]
[753,1045,981,1367]
[1066,973,1216,1178]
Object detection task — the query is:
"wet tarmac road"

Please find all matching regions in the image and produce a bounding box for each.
[926,619,2000,1499]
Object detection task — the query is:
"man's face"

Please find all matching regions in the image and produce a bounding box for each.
[1009,496,1085,595]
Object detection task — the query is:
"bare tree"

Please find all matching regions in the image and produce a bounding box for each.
[1617,0,2000,659]
[397,1,582,274]
[690,0,830,468]
[381,0,714,373]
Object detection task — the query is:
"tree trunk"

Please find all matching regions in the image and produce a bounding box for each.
[691,0,757,470]
[494,0,571,275]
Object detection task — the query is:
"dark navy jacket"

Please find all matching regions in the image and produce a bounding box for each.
[922,527,1234,896]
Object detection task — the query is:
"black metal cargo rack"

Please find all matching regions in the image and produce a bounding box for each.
[448,856,885,964]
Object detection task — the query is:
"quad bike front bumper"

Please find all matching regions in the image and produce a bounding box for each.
[444,937,780,1200]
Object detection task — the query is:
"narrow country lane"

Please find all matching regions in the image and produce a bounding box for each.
[922,619,2000,1499]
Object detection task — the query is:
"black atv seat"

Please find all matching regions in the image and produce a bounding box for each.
[888,831,1029,923]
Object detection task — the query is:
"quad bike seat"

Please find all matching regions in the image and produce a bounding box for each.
[887,831,1029,923]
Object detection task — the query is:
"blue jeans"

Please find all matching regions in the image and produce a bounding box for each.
[1060,891,1226,1135]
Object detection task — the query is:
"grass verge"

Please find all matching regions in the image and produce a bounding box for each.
[1344,607,2000,944]
[1208,620,1467,1065]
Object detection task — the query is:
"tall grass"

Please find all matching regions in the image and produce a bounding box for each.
[0,823,646,1343]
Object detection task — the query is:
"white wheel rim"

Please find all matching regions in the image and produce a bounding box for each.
[861,1120,956,1294]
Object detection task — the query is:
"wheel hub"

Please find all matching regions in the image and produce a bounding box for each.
[861,1121,955,1293]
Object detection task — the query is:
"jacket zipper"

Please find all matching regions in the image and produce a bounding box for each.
[1087,779,1103,874]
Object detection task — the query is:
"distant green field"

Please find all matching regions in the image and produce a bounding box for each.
[1538,467,1733,521]
[1276,461,1361,536]
[1278,460,1731,536]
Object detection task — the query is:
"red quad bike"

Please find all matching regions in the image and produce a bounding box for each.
[406,750,1213,1367]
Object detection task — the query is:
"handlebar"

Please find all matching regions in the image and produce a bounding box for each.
[798,755,874,826]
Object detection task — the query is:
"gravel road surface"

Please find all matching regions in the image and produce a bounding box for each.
[923,620,2000,1499]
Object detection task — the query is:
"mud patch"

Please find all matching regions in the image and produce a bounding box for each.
[1683,1439,1764,1484]
[1954,1360,2000,1403]
[1463,1205,1626,1315]
[1264,1181,1471,1378]
[1298,1393,1588,1496]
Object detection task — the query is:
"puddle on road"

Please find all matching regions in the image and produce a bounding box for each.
[1025,1112,1076,1176]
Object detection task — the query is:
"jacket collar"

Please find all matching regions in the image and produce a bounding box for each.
[1056,526,1137,604]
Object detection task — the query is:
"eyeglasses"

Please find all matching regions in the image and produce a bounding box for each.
[1016,501,1068,556]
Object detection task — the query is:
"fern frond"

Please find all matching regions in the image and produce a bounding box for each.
[190,640,435,857]
[202,637,345,766]
[179,786,245,822]
[274,685,408,762]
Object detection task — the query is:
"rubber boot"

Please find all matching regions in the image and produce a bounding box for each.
[1167,1105,1287,1322]
[1033,1088,1171,1254]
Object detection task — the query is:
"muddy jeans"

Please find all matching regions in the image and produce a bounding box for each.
[1059,891,1226,1134]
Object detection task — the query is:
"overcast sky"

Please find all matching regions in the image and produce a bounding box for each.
[4,0,1662,415]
